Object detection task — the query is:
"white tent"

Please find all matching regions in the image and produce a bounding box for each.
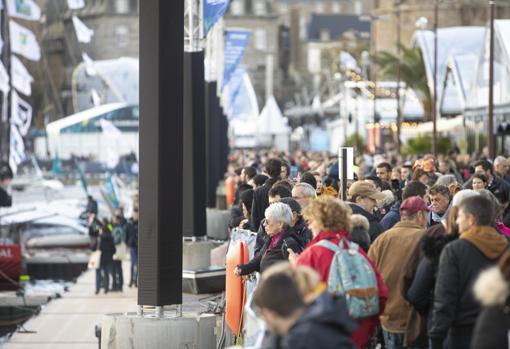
[257,96,290,152]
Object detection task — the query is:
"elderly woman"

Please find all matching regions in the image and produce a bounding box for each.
[234,202,304,276]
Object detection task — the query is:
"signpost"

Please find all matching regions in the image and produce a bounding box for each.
[338,147,354,201]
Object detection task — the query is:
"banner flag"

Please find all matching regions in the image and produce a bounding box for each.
[11,55,33,96]
[72,16,94,43]
[203,0,230,36]
[9,20,40,61]
[67,0,85,10]
[100,118,122,139]
[9,125,25,174]
[10,90,32,136]
[6,0,41,21]
[0,61,10,95]
[222,29,250,89]
[82,52,96,76]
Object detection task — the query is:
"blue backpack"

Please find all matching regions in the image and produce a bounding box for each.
[317,238,379,319]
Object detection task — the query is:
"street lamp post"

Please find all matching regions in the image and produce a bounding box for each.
[396,0,402,154]
[432,0,439,157]
[488,0,495,159]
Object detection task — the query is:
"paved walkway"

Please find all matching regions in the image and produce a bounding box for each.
[3,262,138,349]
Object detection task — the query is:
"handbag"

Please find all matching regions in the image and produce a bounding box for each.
[88,250,101,269]
[113,242,128,261]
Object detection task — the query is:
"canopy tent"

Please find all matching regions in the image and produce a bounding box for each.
[72,57,139,113]
[440,54,478,114]
[413,26,485,116]
[257,96,290,152]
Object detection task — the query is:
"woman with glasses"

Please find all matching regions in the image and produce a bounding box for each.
[234,202,304,276]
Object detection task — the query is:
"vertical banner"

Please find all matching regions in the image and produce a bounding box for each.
[203,0,230,37]
[9,20,41,61]
[222,28,250,89]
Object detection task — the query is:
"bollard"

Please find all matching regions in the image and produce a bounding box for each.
[95,323,101,349]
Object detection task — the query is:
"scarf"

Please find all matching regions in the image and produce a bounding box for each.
[268,231,284,250]
[460,225,508,259]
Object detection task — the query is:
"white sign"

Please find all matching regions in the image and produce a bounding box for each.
[72,16,94,43]
[6,0,41,21]
[338,147,354,180]
[9,20,41,61]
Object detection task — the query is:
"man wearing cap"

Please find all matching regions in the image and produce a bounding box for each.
[368,196,429,349]
[347,181,386,242]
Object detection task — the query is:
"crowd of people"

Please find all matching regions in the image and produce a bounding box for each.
[227,150,510,349]
[87,194,139,294]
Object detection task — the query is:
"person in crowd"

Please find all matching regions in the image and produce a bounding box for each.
[125,208,139,288]
[347,181,386,242]
[292,196,387,349]
[448,182,463,197]
[96,220,116,294]
[86,195,98,215]
[237,188,254,230]
[88,213,102,294]
[494,156,510,184]
[252,174,269,189]
[0,163,12,207]
[368,196,429,349]
[412,169,430,187]
[281,161,290,180]
[253,265,357,349]
[350,214,371,252]
[280,197,312,247]
[376,162,392,184]
[475,189,510,237]
[465,160,510,211]
[321,177,339,197]
[251,159,282,231]
[299,172,317,191]
[268,184,292,202]
[312,172,323,195]
[401,164,413,184]
[472,249,510,349]
[365,175,384,192]
[435,174,457,188]
[378,190,397,219]
[111,215,126,292]
[242,166,257,186]
[291,182,316,211]
[429,195,509,349]
[380,181,428,231]
[229,183,253,230]
[427,185,452,227]
[235,203,304,276]
[471,173,488,190]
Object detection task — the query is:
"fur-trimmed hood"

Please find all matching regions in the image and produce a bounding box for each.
[474,266,510,306]
[420,233,458,262]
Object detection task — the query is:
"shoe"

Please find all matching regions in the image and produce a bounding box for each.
[128,281,133,288]
[104,289,109,294]
[95,289,99,295]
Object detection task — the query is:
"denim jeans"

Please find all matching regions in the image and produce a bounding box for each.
[96,262,113,292]
[112,260,123,290]
[383,331,423,349]
[130,247,138,285]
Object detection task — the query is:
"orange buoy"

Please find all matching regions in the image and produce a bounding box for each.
[225,240,249,336]
[226,176,236,207]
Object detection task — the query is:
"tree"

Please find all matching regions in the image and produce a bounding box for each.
[373,44,432,121]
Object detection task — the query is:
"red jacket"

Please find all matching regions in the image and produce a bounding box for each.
[297,230,388,349]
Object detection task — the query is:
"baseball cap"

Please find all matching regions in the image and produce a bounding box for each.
[348,181,386,201]
[400,196,430,217]
[280,197,302,214]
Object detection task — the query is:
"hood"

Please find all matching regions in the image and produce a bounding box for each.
[293,292,357,334]
[474,266,510,306]
[421,233,457,261]
[460,225,508,259]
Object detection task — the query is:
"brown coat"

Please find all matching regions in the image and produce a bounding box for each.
[368,220,426,333]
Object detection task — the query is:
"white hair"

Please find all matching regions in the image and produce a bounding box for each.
[451,189,479,207]
[436,174,457,187]
[292,182,316,198]
[494,156,507,166]
[265,202,293,227]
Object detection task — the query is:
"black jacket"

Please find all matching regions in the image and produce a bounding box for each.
[250,177,279,231]
[0,186,11,207]
[281,292,357,349]
[254,217,312,256]
[429,238,507,348]
[125,219,138,248]
[99,233,116,266]
[238,229,303,275]
[347,203,384,242]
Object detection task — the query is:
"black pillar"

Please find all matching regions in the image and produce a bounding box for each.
[183,52,207,237]
[139,0,183,306]
[206,81,220,208]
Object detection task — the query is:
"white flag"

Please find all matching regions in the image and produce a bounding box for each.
[9,125,25,174]
[11,55,33,96]
[72,16,94,43]
[82,52,96,76]
[100,119,122,139]
[67,0,85,10]
[91,89,100,106]
[9,21,41,61]
[11,90,32,136]
[6,0,41,21]
[0,61,10,95]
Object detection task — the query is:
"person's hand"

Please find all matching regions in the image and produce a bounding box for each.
[288,249,299,264]
[233,266,242,276]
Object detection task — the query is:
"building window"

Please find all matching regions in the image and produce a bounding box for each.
[315,1,324,14]
[115,25,129,48]
[254,28,267,51]
[230,0,245,16]
[354,0,362,15]
[253,0,267,16]
[115,0,130,14]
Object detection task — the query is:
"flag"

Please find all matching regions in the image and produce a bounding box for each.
[9,125,25,174]
[222,29,250,89]
[91,89,100,106]
[0,61,10,95]
[11,55,33,96]
[100,118,121,139]
[11,90,32,136]
[340,51,358,71]
[6,0,41,21]
[82,52,96,76]
[67,0,85,10]
[104,173,120,209]
[73,158,88,195]
[9,21,40,61]
[72,16,94,43]
[203,0,230,36]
